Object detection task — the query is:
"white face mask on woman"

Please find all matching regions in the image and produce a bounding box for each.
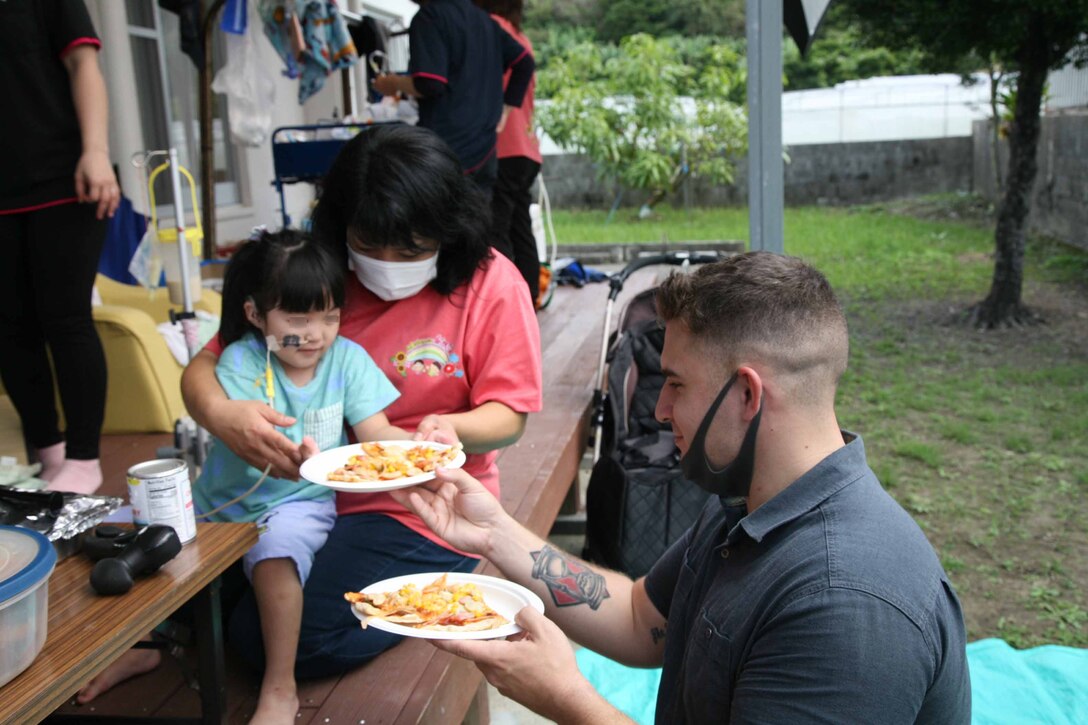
[346,246,439,301]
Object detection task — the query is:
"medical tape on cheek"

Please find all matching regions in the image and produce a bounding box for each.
[258,333,314,408]
[266,334,308,350]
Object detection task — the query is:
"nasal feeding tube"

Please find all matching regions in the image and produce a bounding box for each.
[260,334,313,408]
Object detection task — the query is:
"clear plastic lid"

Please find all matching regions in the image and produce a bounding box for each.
[0,526,56,604]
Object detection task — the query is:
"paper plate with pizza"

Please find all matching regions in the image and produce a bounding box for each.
[344,572,546,640]
[300,440,466,493]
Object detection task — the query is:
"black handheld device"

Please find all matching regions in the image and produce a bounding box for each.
[87,524,182,596]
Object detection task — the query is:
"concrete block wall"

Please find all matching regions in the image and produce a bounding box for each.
[539,137,974,210]
[973,113,1088,252]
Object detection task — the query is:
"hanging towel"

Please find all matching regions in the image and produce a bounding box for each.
[259,0,358,104]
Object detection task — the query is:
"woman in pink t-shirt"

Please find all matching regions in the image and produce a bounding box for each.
[477,0,543,306]
[181,125,543,678]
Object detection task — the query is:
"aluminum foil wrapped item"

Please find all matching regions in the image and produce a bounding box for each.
[49,492,123,547]
[0,486,122,558]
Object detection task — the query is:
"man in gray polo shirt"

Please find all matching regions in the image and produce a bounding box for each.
[392,252,971,723]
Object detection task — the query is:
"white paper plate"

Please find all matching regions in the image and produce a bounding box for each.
[348,572,545,640]
[299,441,466,493]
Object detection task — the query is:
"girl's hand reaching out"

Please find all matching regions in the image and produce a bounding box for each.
[413,414,459,446]
[298,436,320,462]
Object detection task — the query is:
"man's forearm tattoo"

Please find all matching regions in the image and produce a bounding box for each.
[530,545,611,610]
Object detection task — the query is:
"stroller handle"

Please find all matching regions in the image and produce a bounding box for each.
[608,251,724,300]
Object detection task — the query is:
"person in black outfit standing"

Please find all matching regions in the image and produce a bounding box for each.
[0,0,120,494]
[372,0,534,198]
[476,0,542,306]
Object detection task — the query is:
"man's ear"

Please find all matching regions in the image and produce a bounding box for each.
[737,366,763,419]
[243,298,262,328]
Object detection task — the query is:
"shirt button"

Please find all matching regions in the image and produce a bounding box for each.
[720,548,730,559]
[705,627,713,639]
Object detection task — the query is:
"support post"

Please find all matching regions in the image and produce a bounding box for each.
[746,0,785,253]
[199,0,227,260]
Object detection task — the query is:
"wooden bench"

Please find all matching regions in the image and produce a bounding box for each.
[49,272,655,724]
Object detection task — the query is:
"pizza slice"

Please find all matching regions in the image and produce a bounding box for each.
[327,442,463,483]
[344,574,509,632]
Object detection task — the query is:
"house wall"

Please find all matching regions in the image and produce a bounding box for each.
[89,0,417,248]
[972,113,1088,252]
[540,136,974,209]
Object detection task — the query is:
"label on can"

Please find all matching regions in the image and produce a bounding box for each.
[127,459,197,544]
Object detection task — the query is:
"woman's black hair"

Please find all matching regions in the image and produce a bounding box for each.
[310,124,493,296]
[218,229,346,347]
[474,0,523,31]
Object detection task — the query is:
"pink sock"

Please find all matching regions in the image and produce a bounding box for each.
[45,459,103,495]
[36,442,66,481]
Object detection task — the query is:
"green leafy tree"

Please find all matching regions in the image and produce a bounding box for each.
[531,24,606,75]
[841,0,1088,328]
[593,0,744,44]
[537,34,747,200]
[782,26,931,90]
[520,0,596,29]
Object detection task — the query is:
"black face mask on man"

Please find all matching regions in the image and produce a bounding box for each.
[679,371,763,498]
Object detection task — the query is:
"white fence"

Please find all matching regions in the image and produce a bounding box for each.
[541,69,1088,155]
[1047,63,1088,112]
[782,73,996,145]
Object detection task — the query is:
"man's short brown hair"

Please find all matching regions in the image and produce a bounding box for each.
[655,252,849,404]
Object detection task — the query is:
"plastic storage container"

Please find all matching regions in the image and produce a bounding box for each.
[0,525,57,688]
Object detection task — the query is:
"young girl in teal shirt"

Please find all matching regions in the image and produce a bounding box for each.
[195,229,406,723]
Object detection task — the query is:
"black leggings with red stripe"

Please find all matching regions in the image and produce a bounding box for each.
[0,201,107,459]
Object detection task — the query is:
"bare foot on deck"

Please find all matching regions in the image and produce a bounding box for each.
[76,646,162,704]
[249,683,299,725]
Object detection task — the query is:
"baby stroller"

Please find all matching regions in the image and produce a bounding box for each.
[583,251,724,578]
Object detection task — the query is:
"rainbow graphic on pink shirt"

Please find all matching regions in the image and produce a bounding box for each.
[391,335,465,379]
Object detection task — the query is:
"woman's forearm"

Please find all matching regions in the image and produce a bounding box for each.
[181,349,305,478]
[441,401,526,454]
[63,45,110,156]
[181,350,227,433]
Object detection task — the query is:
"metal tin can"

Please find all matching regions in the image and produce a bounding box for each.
[126,459,197,544]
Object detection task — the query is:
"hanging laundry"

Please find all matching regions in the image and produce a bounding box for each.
[212,0,276,146]
[220,0,248,34]
[159,0,204,70]
[98,196,148,286]
[259,0,358,104]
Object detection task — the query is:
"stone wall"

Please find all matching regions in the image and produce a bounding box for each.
[973,112,1088,251]
[539,136,974,209]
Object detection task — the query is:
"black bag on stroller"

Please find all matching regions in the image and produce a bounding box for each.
[582,254,720,579]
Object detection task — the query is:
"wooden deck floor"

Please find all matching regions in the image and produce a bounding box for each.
[28,270,660,723]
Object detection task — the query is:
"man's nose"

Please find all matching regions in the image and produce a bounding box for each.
[654,393,671,424]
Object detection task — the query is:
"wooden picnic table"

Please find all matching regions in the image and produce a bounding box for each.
[1,522,256,725]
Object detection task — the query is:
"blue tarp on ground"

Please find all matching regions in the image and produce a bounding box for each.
[968,638,1088,724]
[575,638,1088,724]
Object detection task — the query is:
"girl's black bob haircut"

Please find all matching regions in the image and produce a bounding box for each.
[218,228,345,347]
[311,124,493,296]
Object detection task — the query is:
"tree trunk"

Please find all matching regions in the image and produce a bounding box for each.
[970,40,1049,328]
[988,66,1003,195]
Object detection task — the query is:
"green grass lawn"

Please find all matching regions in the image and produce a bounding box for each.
[554,200,1088,648]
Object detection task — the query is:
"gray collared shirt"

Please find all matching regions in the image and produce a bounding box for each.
[644,434,970,724]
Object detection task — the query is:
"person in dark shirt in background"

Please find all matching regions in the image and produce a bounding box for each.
[372,0,534,197]
[0,0,120,495]
[476,0,543,307]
